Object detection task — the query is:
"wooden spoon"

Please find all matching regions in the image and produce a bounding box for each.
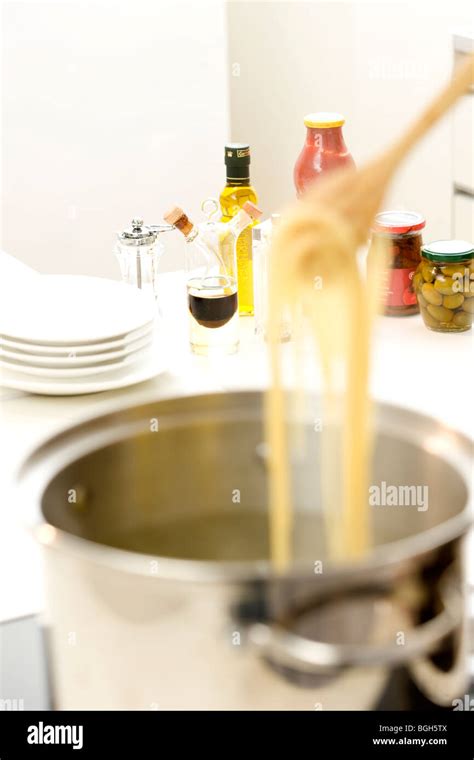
[266,53,474,570]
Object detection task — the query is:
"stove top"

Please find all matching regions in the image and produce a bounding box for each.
[0,616,51,710]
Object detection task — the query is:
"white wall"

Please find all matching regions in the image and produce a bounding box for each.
[2,0,472,279]
[227,0,474,243]
[1,0,230,276]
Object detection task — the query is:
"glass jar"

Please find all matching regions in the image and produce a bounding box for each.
[413,240,474,332]
[293,112,355,198]
[368,211,425,316]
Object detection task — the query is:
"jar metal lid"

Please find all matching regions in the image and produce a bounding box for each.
[422,239,474,263]
[372,210,425,235]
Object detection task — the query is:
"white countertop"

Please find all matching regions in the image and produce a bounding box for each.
[0,271,473,623]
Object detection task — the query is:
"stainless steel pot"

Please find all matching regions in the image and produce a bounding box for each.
[19,391,472,709]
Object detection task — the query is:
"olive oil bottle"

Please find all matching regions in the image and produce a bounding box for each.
[220,144,258,315]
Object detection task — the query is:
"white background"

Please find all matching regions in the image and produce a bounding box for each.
[1,0,229,276]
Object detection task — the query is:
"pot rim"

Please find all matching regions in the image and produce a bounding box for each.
[17,389,473,584]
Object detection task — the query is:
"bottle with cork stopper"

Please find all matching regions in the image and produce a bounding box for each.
[164,201,261,355]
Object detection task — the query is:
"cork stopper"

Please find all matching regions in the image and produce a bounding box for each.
[242,201,263,222]
[164,206,194,237]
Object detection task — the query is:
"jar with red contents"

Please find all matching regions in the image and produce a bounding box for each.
[368,211,426,316]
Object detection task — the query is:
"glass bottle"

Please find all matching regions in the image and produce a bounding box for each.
[163,205,260,355]
[293,112,355,197]
[219,144,259,316]
[253,214,291,341]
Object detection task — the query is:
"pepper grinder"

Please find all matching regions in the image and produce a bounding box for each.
[115,218,174,313]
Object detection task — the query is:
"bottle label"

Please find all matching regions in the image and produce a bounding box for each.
[236,227,254,314]
[226,146,250,159]
[385,267,417,307]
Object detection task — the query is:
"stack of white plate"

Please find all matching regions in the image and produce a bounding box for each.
[0,275,167,395]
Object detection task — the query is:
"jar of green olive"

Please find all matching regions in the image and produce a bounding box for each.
[414,240,474,332]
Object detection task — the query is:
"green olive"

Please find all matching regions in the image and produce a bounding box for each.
[421,263,436,282]
[420,306,440,329]
[413,272,423,292]
[462,298,474,314]
[443,293,464,309]
[452,272,469,294]
[427,304,454,323]
[421,283,442,306]
[417,292,427,308]
[433,276,456,296]
[440,264,467,277]
[453,311,472,328]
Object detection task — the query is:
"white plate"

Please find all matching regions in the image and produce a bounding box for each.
[0,275,156,344]
[0,321,154,356]
[0,336,168,396]
[0,341,152,378]
[0,333,152,368]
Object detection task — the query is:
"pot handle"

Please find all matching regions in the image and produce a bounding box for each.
[407,578,470,705]
[247,575,462,673]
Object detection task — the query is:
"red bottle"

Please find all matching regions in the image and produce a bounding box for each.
[294,112,355,197]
